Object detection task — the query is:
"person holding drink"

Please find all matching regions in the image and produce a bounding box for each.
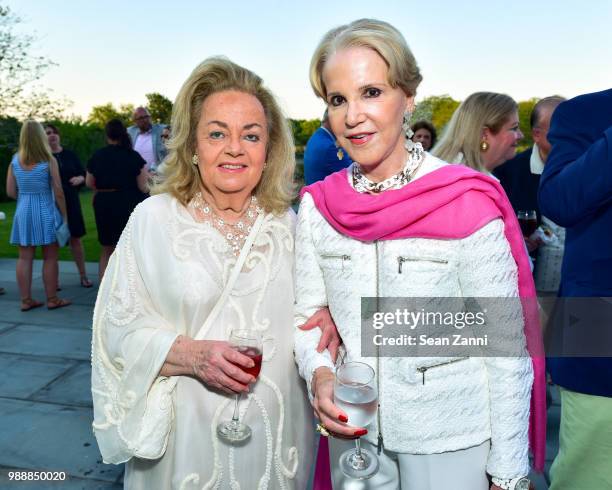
[294,19,545,489]
[91,57,338,489]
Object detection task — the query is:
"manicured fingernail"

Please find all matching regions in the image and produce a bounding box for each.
[338,414,348,423]
[354,429,367,436]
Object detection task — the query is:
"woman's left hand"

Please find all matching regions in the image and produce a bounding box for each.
[299,307,342,362]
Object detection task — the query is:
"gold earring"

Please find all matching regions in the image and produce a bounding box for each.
[192,154,199,165]
[335,141,344,160]
[480,140,489,152]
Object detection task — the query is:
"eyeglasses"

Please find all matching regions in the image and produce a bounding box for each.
[134,115,151,122]
[161,134,169,139]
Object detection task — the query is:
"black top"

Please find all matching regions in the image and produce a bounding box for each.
[493,147,541,223]
[54,148,87,238]
[87,145,147,246]
[87,145,145,190]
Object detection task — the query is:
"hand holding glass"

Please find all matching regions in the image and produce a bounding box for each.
[334,362,379,479]
[216,329,263,443]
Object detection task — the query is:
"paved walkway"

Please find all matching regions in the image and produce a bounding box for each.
[0,258,558,489]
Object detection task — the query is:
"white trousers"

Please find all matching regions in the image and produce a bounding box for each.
[329,438,490,490]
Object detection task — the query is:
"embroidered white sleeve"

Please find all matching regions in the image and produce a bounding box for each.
[91,204,179,464]
[458,218,533,478]
[293,194,335,399]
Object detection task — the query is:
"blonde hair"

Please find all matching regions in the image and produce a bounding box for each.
[153,57,295,215]
[310,18,422,100]
[19,120,54,166]
[432,92,517,172]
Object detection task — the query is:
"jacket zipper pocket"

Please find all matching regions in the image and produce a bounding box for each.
[397,256,448,274]
[416,357,469,385]
[321,254,351,270]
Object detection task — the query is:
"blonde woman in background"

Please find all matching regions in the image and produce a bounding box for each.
[6,120,71,311]
[432,92,523,175]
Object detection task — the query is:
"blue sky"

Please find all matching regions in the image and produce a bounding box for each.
[7,0,612,120]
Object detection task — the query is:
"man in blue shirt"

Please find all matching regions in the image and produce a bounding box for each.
[303,110,351,185]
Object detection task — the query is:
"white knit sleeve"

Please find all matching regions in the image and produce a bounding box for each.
[458,218,533,478]
[293,193,335,399]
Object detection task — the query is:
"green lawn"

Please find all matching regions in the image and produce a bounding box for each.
[0,190,101,261]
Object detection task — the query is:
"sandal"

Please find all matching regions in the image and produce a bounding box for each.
[21,298,44,312]
[47,296,72,310]
[80,276,93,288]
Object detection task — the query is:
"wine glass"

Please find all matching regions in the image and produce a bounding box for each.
[334,361,379,479]
[517,210,538,238]
[216,329,263,444]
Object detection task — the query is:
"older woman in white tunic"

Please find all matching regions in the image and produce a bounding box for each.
[91,57,336,490]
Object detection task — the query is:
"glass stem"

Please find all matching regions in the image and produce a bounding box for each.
[231,393,241,425]
[354,437,363,459]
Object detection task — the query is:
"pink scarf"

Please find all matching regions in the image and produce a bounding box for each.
[304,164,546,479]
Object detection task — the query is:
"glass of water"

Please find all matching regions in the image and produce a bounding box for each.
[334,361,379,479]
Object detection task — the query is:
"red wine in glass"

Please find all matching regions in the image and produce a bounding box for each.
[217,330,263,444]
[237,346,263,379]
[517,210,537,237]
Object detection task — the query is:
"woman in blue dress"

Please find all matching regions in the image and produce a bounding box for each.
[5,120,72,311]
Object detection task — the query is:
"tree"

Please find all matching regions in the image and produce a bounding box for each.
[145,93,172,124]
[88,102,134,128]
[0,5,68,118]
[517,98,538,150]
[411,95,460,135]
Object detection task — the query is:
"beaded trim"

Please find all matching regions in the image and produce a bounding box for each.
[187,192,263,255]
[352,143,425,194]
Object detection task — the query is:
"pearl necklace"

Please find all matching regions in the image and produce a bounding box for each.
[352,142,425,194]
[188,192,263,255]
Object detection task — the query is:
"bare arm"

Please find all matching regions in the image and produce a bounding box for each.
[85,171,96,190]
[49,157,67,218]
[136,166,149,193]
[6,165,17,199]
[85,171,96,191]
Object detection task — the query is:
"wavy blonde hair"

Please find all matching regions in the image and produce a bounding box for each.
[153,57,295,215]
[432,92,517,172]
[19,120,55,166]
[310,18,422,100]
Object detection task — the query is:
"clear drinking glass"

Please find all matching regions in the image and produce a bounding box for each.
[216,329,263,444]
[334,361,379,479]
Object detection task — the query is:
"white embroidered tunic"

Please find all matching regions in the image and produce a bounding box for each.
[91,193,314,490]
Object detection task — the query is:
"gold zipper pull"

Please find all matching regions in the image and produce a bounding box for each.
[417,366,427,385]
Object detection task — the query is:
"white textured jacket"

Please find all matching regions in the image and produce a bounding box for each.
[294,154,533,479]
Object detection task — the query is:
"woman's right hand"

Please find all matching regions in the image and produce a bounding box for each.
[190,340,256,394]
[312,367,367,439]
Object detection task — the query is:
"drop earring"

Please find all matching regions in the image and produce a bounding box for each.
[335,140,344,161]
[192,154,199,165]
[480,141,489,152]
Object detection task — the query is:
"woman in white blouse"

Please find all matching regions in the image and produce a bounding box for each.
[294,19,543,490]
[91,57,337,489]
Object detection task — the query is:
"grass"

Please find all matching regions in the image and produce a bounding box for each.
[0,190,101,262]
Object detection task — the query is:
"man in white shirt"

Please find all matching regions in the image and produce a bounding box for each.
[127,107,167,172]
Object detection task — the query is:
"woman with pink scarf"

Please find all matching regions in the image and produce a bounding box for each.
[294,19,545,490]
